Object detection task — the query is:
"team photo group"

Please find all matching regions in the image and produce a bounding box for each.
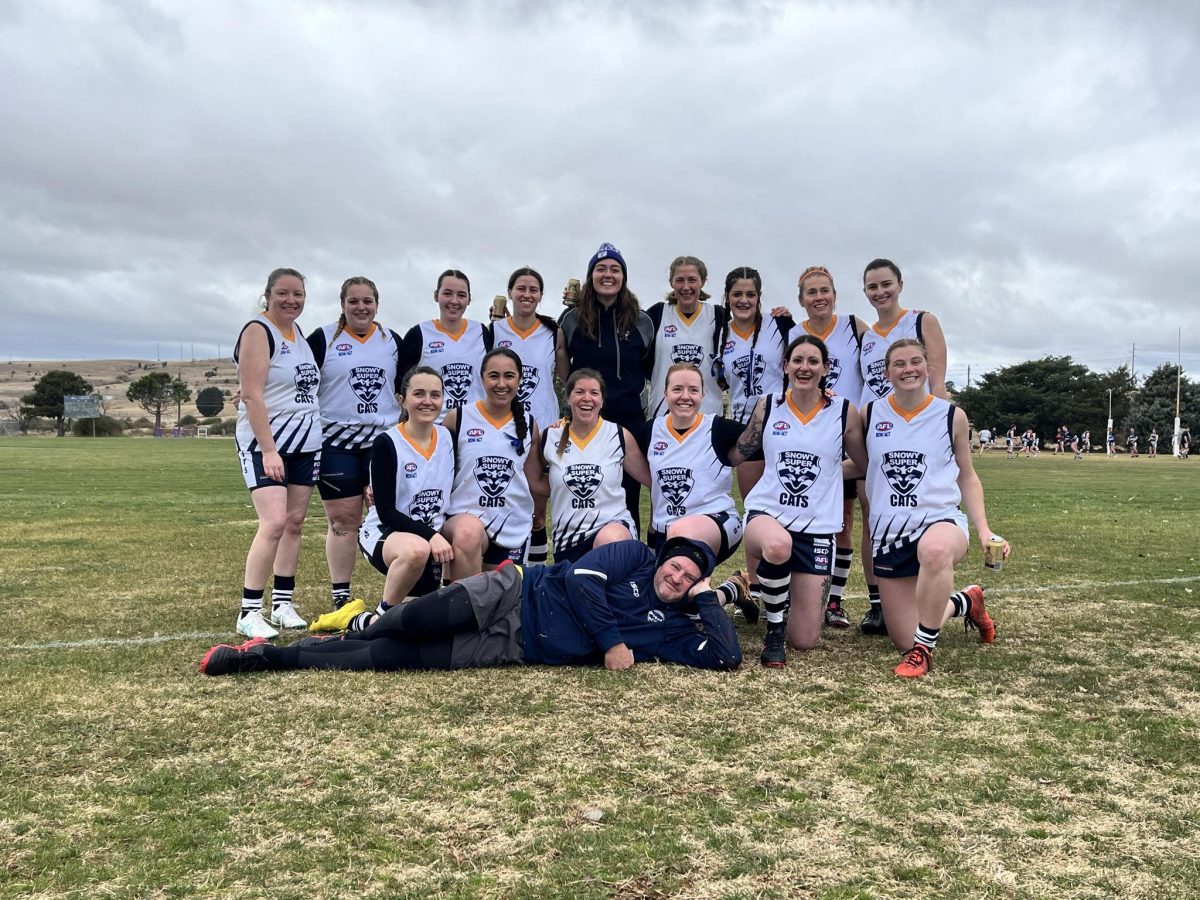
[201,243,1012,681]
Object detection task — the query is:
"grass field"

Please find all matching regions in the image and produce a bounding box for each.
[1,437,1197,899]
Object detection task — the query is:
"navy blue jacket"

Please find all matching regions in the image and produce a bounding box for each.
[519,541,742,670]
[559,305,654,432]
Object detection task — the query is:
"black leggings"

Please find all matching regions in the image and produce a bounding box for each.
[260,584,479,672]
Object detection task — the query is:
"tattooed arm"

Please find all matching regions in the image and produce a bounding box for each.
[727,398,767,467]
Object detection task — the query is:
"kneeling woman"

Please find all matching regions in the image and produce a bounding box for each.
[734,335,867,666]
[864,338,1011,678]
[536,369,651,562]
[442,348,546,576]
[312,366,457,631]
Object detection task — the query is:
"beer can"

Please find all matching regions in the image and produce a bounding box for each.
[491,294,508,319]
[564,278,581,306]
[984,535,1006,571]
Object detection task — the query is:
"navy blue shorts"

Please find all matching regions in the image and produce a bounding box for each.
[238,450,320,491]
[647,510,743,566]
[746,512,834,575]
[318,445,372,501]
[873,539,920,579]
[483,539,528,567]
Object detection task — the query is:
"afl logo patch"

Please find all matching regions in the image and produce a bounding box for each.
[466,427,485,441]
[663,324,678,337]
[875,422,894,433]
[404,462,417,473]
[862,341,875,354]
[653,441,668,453]
[335,342,353,352]
[772,421,791,433]
[498,340,512,348]
[429,340,445,351]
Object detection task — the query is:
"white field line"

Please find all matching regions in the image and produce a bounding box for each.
[6,575,1199,654]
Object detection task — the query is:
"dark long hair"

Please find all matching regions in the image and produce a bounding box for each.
[397,365,443,423]
[481,347,528,452]
[778,335,831,407]
[719,267,763,393]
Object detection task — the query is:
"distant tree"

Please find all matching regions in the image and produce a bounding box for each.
[72,416,124,437]
[127,372,192,431]
[1128,363,1199,440]
[196,386,225,417]
[953,357,1108,439]
[20,369,93,436]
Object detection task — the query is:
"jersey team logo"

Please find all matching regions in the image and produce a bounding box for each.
[474,455,515,506]
[293,363,319,403]
[671,343,704,367]
[518,365,538,409]
[349,366,385,413]
[409,488,444,525]
[563,462,602,509]
[826,357,842,388]
[881,450,926,508]
[778,450,819,507]
[442,362,473,408]
[659,466,694,516]
[865,359,891,399]
[731,353,765,393]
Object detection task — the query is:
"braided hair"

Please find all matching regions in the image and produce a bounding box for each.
[557,368,606,458]
[481,347,528,453]
[778,334,832,408]
[719,267,764,395]
[331,276,381,342]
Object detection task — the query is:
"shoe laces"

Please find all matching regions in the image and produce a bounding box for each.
[902,645,929,667]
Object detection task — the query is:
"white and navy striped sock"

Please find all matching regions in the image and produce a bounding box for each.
[271,575,296,613]
[829,548,852,605]
[914,624,940,651]
[757,559,790,626]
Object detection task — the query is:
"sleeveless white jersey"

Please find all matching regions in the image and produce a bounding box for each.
[541,418,634,554]
[416,319,487,423]
[743,394,849,534]
[361,423,455,539]
[859,309,925,406]
[234,315,322,454]
[490,316,560,431]
[646,413,736,532]
[865,394,967,553]
[719,315,790,423]
[316,323,402,449]
[447,401,536,549]
[802,315,863,404]
[646,302,724,418]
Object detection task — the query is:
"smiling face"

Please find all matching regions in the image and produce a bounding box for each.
[885,345,928,392]
[435,275,471,323]
[567,377,604,427]
[652,556,703,603]
[341,283,379,335]
[482,353,521,409]
[402,372,444,426]
[266,275,305,324]
[591,260,624,300]
[726,278,760,326]
[799,273,836,320]
[670,264,704,314]
[785,340,829,394]
[863,266,903,312]
[508,274,542,319]
[664,367,704,421]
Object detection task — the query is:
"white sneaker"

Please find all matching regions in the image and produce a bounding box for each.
[269,601,308,630]
[237,609,279,640]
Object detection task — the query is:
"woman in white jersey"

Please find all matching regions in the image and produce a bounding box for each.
[309,366,458,633]
[645,256,726,419]
[863,338,1010,678]
[855,258,949,636]
[306,276,403,613]
[638,364,746,564]
[796,265,865,630]
[443,348,546,576]
[490,266,566,564]
[537,369,651,562]
[732,334,867,666]
[398,269,492,423]
[232,268,323,639]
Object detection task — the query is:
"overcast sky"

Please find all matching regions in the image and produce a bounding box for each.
[3,0,1198,385]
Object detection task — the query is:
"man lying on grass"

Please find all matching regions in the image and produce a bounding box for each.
[200,537,743,675]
